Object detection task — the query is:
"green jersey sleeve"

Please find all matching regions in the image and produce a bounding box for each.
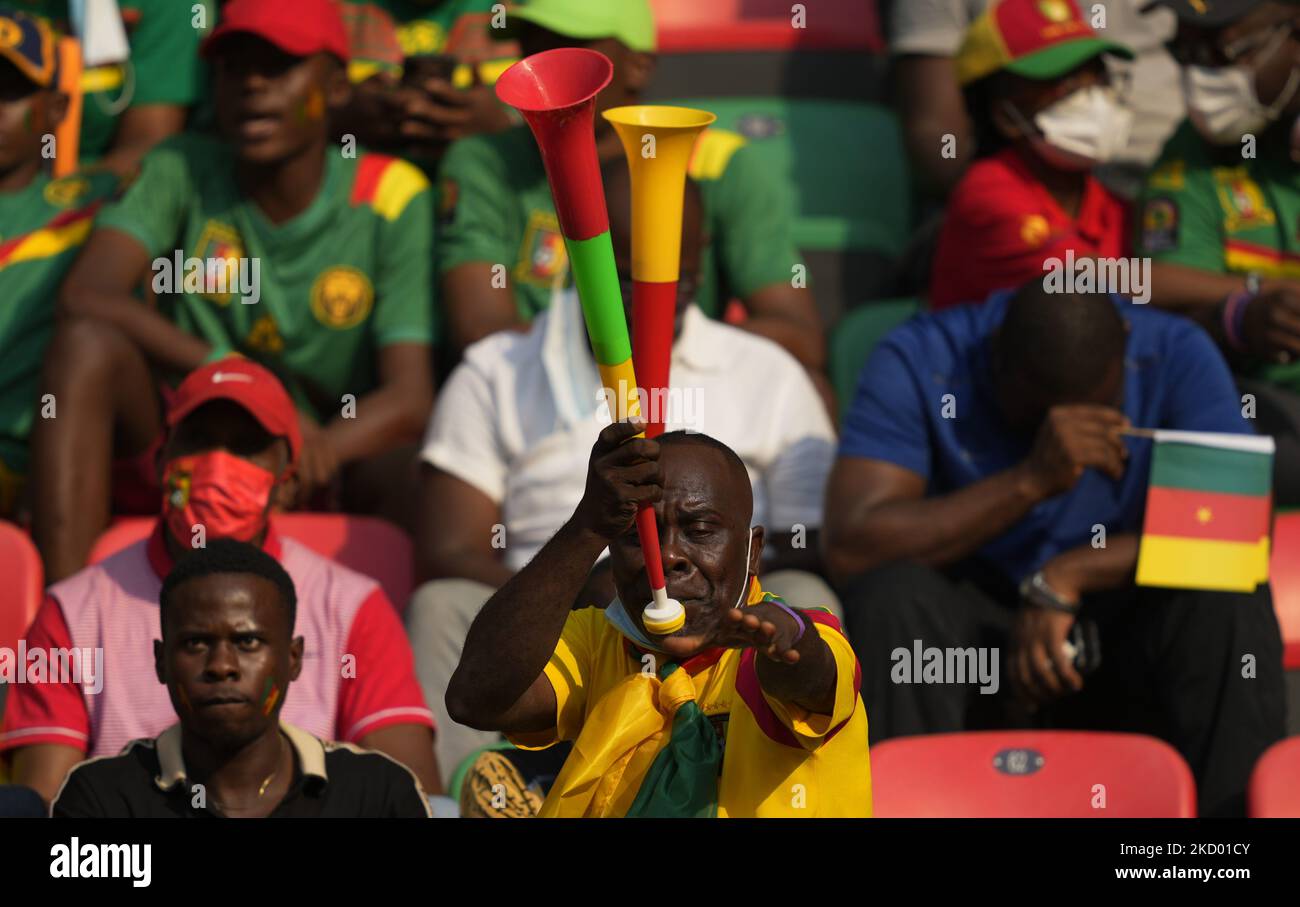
[1135,122,1227,273]
[123,0,208,107]
[95,135,194,255]
[436,133,513,275]
[706,142,803,299]
[373,160,438,347]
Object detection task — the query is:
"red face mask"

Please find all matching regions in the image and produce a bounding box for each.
[162,451,278,546]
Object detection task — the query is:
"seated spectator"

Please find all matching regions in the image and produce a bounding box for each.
[3,358,438,805]
[928,0,1136,310]
[408,160,837,778]
[0,7,120,520]
[437,0,826,378]
[53,539,431,818]
[334,0,520,168]
[446,423,870,818]
[823,283,1284,817]
[890,0,1181,200]
[31,0,435,580]
[18,0,211,176]
[1138,0,1300,504]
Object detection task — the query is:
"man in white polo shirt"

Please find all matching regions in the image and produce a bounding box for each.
[1,358,439,804]
[408,164,838,779]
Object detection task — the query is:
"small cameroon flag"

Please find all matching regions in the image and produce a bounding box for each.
[1136,430,1274,593]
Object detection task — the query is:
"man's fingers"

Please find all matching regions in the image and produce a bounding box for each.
[398,118,439,138]
[1069,438,1127,480]
[1030,641,1062,699]
[622,483,663,506]
[600,437,659,468]
[402,92,473,126]
[1264,328,1300,356]
[1061,405,1129,428]
[612,460,663,486]
[1266,302,1300,332]
[718,610,777,649]
[593,419,647,456]
[1052,639,1085,693]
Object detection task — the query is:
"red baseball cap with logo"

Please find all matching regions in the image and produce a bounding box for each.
[167,358,303,464]
[201,0,350,63]
[957,0,1133,86]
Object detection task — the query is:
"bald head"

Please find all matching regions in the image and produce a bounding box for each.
[657,430,753,524]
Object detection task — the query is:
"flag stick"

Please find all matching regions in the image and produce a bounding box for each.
[1121,427,1158,439]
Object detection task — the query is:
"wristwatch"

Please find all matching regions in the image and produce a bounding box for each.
[1019,570,1081,615]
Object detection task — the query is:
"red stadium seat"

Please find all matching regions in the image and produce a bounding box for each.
[88,514,414,610]
[651,0,884,52]
[0,521,43,656]
[1248,736,1300,817]
[1269,513,1300,669]
[871,731,1197,817]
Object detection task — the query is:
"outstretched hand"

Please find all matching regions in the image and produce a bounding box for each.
[657,601,804,664]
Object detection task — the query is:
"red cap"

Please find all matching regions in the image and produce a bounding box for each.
[201,0,350,63]
[168,358,303,464]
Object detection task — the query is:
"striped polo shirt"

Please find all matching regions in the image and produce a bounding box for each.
[0,523,434,758]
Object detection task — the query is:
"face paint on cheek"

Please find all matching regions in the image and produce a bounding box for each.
[295,86,325,123]
[260,676,281,716]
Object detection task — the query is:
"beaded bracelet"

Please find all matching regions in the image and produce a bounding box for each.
[1221,289,1253,353]
[767,599,807,645]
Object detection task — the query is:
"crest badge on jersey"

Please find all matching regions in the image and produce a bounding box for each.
[310,265,374,330]
[1020,214,1052,249]
[1141,197,1180,253]
[1215,170,1276,233]
[245,314,285,355]
[515,210,569,287]
[194,221,246,306]
[43,176,90,208]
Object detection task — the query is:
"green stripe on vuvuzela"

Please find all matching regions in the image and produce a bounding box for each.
[1150,443,1272,497]
[565,231,630,366]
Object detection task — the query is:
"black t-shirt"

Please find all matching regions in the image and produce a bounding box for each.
[53,723,430,818]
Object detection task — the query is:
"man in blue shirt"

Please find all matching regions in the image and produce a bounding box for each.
[824,282,1284,817]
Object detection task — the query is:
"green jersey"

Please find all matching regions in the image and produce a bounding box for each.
[436,124,803,323]
[1137,120,1300,390]
[13,0,212,162]
[0,169,120,481]
[97,133,437,421]
[339,0,516,86]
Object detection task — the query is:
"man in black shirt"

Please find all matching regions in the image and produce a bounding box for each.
[53,540,430,818]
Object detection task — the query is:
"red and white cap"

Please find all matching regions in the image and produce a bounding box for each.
[167,357,303,464]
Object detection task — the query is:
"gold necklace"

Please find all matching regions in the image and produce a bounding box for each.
[211,735,286,813]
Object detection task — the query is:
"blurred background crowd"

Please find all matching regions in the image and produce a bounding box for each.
[1,0,1300,818]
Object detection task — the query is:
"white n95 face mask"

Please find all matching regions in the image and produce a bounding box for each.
[1007,85,1133,171]
[1184,26,1300,146]
[1184,64,1300,145]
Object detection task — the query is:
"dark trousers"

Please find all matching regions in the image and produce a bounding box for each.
[841,563,1286,817]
